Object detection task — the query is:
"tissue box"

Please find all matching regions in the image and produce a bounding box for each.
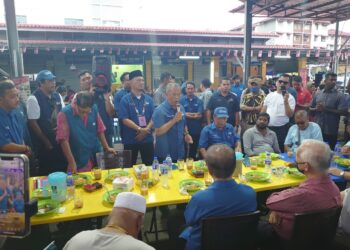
[112,176,134,191]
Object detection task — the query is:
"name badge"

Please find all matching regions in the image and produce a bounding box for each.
[138,115,147,127]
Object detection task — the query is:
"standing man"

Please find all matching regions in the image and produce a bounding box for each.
[113,72,130,115]
[27,70,66,175]
[310,72,348,149]
[207,77,240,131]
[261,75,296,152]
[292,75,312,112]
[243,113,280,156]
[56,92,115,173]
[0,80,31,155]
[152,83,193,162]
[119,70,154,166]
[180,81,204,160]
[230,75,245,101]
[199,78,212,110]
[199,107,241,159]
[153,72,173,107]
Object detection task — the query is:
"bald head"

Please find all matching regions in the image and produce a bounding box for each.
[205,144,236,179]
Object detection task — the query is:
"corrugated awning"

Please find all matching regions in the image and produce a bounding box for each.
[230,0,350,23]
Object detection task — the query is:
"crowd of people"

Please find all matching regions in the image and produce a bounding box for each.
[0,68,350,249]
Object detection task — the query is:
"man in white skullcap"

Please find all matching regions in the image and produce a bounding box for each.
[63,192,154,250]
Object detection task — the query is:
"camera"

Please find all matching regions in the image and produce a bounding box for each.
[280,85,287,96]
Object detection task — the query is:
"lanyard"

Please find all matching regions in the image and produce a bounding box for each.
[131,95,146,116]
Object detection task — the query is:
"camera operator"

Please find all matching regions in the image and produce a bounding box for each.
[78,71,115,147]
[261,74,296,152]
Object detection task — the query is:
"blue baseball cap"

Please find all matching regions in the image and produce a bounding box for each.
[36,70,56,82]
[214,107,229,118]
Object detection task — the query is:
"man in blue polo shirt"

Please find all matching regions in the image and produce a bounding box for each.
[180,144,256,250]
[180,81,203,160]
[230,75,245,100]
[0,80,31,155]
[114,72,130,115]
[199,107,241,158]
[119,70,154,165]
[153,83,193,162]
[207,77,240,130]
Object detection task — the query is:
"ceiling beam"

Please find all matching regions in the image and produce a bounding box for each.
[283,0,341,17]
[251,0,288,15]
[268,0,318,16]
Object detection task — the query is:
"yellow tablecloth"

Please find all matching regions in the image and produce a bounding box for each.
[30,159,303,225]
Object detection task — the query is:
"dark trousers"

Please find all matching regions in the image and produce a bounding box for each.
[167,208,187,250]
[186,134,200,160]
[37,145,67,176]
[257,221,282,250]
[323,133,337,151]
[124,142,154,166]
[269,123,291,153]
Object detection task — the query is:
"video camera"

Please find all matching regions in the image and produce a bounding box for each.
[92,56,113,94]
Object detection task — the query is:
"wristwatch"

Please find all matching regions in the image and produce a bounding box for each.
[339,171,345,177]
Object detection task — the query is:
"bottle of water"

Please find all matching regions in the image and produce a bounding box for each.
[334,141,342,157]
[152,157,159,181]
[66,172,75,200]
[165,154,173,178]
[264,152,272,173]
[160,162,169,189]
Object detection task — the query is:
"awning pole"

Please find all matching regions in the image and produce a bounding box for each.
[333,19,339,74]
[243,0,252,85]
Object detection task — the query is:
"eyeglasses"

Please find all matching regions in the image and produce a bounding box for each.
[278,80,289,85]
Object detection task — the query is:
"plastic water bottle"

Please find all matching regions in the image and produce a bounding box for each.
[264,152,272,173]
[160,162,169,189]
[152,157,159,181]
[334,141,342,157]
[66,172,75,200]
[165,155,173,178]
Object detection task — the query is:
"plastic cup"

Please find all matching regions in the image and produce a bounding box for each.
[74,193,84,209]
[140,180,148,196]
[177,159,185,171]
[91,167,102,180]
[186,158,193,171]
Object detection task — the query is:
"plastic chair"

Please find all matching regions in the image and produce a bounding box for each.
[201,210,260,250]
[103,150,132,169]
[284,206,342,250]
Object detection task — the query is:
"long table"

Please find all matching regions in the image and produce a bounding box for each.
[30,159,305,225]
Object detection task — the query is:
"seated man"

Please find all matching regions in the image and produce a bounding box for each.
[56,91,115,173]
[64,192,154,250]
[243,113,280,156]
[262,140,341,245]
[181,144,257,250]
[284,110,323,153]
[198,107,241,158]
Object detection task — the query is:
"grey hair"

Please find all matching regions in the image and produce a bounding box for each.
[165,82,181,94]
[297,139,331,171]
[295,110,308,119]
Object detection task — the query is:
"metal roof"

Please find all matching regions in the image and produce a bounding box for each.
[230,0,350,23]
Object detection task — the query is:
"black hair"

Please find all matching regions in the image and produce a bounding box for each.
[221,77,230,81]
[201,78,211,88]
[205,144,236,179]
[78,70,92,79]
[76,91,94,108]
[325,72,337,79]
[292,75,302,83]
[56,86,67,95]
[232,75,240,80]
[257,112,270,123]
[160,72,172,82]
[0,80,15,98]
[120,72,129,82]
[185,81,195,88]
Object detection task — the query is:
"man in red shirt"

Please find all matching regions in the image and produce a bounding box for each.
[292,76,312,112]
[259,139,341,249]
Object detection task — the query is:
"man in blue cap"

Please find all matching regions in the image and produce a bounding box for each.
[199,107,241,158]
[119,70,154,165]
[27,70,66,175]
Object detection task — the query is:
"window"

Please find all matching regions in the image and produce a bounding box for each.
[314,35,318,42]
[304,23,311,31]
[16,15,27,24]
[315,23,319,30]
[287,34,291,40]
[102,20,121,26]
[92,18,101,25]
[64,18,84,26]
[321,36,326,42]
[294,22,303,32]
[294,34,302,44]
[303,35,310,44]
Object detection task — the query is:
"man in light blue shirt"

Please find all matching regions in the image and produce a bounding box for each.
[284,110,323,152]
[230,75,245,101]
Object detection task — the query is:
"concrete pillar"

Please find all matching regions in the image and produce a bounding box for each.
[226,61,232,78]
[210,56,220,89]
[145,60,152,91]
[261,61,267,81]
[187,60,194,81]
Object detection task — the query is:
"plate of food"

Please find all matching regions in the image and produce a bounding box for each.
[287,168,305,179]
[334,158,350,168]
[102,189,124,204]
[36,200,60,216]
[105,170,129,183]
[32,188,51,199]
[73,174,92,187]
[179,179,204,195]
[245,171,271,182]
[259,152,280,160]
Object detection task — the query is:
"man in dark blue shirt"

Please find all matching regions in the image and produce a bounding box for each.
[0,80,31,155]
[180,81,203,160]
[114,72,130,115]
[180,144,256,250]
[207,77,240,130]
[230,75,245,101]
[119,70,154,165]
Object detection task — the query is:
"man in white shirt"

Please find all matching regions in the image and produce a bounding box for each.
[261,74,295,152]
[64,192,155,250]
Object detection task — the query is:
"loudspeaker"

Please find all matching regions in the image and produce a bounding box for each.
[92,55,112,91]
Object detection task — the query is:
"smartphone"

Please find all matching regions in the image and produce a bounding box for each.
[280,85,287,96]
[0,154,30,238]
